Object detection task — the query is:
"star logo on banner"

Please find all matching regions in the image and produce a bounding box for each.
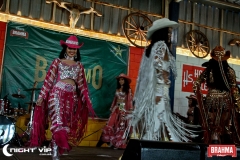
[111,45,124,57]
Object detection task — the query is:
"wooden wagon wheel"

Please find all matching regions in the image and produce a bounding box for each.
[122,12,152,48]
[186,30,210,58]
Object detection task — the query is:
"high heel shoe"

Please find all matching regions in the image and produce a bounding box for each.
[51,140,60,160]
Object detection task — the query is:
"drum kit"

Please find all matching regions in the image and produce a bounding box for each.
[0,82,40,147]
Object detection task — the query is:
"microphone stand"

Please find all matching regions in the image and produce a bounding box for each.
[22,82,38,143]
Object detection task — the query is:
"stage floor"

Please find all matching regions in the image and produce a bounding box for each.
[0,146,124,160]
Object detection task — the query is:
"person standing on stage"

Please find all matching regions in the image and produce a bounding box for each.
[98,73,133,149]
[176,94,200,125]
[30,35,95,160]
[131,18,199,142]
[193,46,240,144]
[176,94,203,142]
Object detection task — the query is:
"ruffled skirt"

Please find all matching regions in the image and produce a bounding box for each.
[101,107,130,149]
[133,86,199,142]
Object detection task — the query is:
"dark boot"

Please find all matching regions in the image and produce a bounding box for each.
[96,139,110,147]
[96,134,110,147]
[96,139,104,147]
[211,140,220,144]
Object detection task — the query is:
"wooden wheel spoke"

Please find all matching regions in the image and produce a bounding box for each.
[195,48,200,56]
[140,18,148,28]
[143,23,152,28]
[130,16,138,28]
[134,32,140,43]
[139,31,147,43]
[139,31,142,42]
[127,32,138,38]
[189,35,196,42]
[197,35,204,43]
[199,47,206,53]
[125,28,138,31]
[197,47,200,54]
[136,15,140,27]
[141,32,147,36]
[188,40,196,44]
[201,46,209,49]
[190,46,196,51]
[125,20,137,29]
[197,33,202,40]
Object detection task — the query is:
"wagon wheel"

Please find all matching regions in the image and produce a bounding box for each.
[122,12,152,48]
[186,30,210,58]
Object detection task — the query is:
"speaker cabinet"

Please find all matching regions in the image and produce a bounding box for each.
[121,139,204,160]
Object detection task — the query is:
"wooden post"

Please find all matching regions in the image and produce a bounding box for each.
[168,0,180,110]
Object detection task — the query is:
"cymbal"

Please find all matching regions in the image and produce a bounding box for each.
[12,94,26,99]
[23,88,41,91]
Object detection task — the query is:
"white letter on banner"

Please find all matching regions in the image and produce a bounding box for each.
[92,65,103,90]
[84,69,92,83]
[35,55,47,82]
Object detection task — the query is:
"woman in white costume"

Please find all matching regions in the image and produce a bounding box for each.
[131,18,199,142]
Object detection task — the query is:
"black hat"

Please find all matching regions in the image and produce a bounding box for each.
[201,61,209,67]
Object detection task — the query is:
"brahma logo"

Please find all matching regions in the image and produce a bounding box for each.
[207,145,237,157]
[10,29,29,39]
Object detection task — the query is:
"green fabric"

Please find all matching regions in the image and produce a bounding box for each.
[1,21,129,118]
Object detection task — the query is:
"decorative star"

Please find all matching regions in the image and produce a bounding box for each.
[111,45,124,57]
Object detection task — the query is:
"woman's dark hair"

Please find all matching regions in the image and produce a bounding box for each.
[191,99,198,106]
[205,59,231,91]
[145,27,171,58]
[117,78,130,94]
[59,45,81,61]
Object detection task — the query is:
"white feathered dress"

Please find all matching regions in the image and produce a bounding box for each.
[131,41,198,142]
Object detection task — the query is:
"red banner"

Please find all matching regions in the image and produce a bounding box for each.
[182,64,208,94]
[207,145,237,157]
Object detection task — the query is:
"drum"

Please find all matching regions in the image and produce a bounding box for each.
[0,115,15,146]
[8,108,14,115]
[0,99,4,115]
[2,98,10,115]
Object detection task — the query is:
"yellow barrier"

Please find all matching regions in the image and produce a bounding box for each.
[15,115,108,147]
[79,118,108,147]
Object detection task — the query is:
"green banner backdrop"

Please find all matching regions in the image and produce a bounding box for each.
[1,21,129,118]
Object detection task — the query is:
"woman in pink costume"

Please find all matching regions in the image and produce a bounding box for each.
[101,73,133,149]
[30,35,95,160]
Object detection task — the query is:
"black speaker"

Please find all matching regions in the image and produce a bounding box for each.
[121,139,204,160]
